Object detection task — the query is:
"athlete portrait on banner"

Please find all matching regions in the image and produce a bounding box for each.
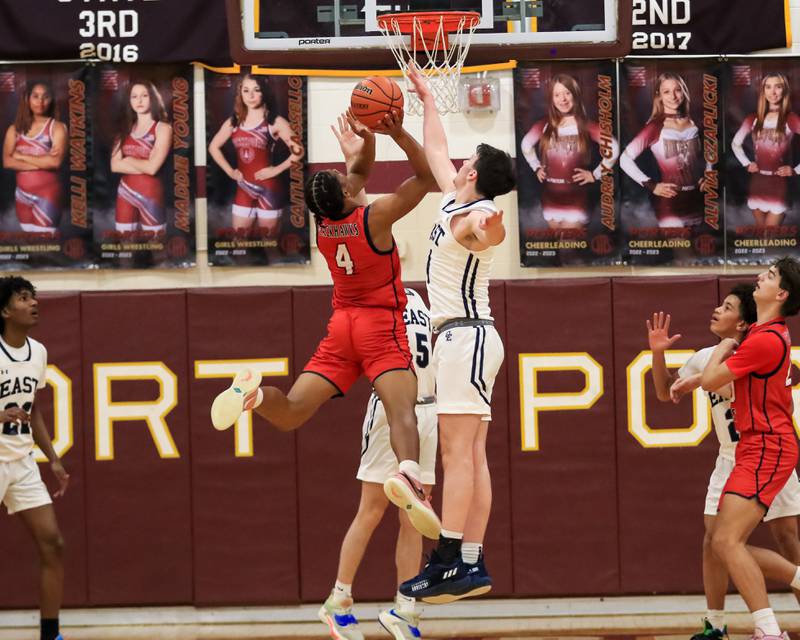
[92,65,195,268]
[205,70,309,266]
[0,66,92,269]
[514,62,620,266]
[725,59,800,264]
[620,59,723,265]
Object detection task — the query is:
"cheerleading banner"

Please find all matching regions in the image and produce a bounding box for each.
[724,59,800,265]
[515,61,620,267]
[619,58,723,266]
[90,64,195,268]
[0,65,93,269]
[205,70,309,266]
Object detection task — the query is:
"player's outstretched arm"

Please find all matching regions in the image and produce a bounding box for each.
[450,209,505,251]
[700,338,738,392]
[368,111,435,229]
[342,110,376,197]
[646,311,682,402]
[407,66,456,193]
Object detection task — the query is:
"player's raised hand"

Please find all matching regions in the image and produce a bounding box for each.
[331,112,364,159]
[372,109,405,137]
[407,63,433,103]
[646,311,682,352]
[50,458,70,498]
[479,209,504,230]
[345,108,375,140]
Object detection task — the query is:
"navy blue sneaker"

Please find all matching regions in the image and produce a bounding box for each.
[461,552,492,599]
[399,549,471,604]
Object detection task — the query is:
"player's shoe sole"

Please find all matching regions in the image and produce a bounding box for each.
[421,583,491,604]
[384,472,441,540]
[210,368,262,431]
[378,608,421,640]
[318,602,364,640]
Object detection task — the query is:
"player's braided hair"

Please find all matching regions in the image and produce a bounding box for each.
[304,171,345,225]
[0,276,35,334]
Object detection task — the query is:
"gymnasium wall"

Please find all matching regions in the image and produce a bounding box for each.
[1,278,799,607]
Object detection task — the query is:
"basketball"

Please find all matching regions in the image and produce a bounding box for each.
[350,76,404,129]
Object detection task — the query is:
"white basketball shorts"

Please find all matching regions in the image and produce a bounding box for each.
[357,397,438,485]
[704,453,800,521]
[1,453,52,515]
[433,324,504,420]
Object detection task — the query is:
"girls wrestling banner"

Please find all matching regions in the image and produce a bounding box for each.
[204,69,309,266]
[724,58,800,265]
[619,58,723,266]
[514,61,621,267]
[90,64,195,268]
[0,64,93,269]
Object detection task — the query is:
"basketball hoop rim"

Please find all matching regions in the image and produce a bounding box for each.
[376,10,481,34]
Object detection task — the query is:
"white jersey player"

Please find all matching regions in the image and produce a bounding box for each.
[647,287,800,640]
[319,288,438,640]
[400,66,516,604]
[0,276,68,640]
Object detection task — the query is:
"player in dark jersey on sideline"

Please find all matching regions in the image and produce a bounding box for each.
[211,109,441,540]
[0,276,69,640]
[702,257,800,640]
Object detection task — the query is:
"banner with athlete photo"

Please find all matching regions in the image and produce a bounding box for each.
[619,58,723,266]
[90,64,195,268]
[514,61,620,267]
[724,58,800,264]
[0,64,93,269]
[205,69,308,266]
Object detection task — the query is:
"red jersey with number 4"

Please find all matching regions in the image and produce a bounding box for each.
[316,205,407,310]
[726,318,794,435]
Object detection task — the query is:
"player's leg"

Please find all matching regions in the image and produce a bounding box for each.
[232,187,257,230]
[752,209,767,226]
[711,494,779,633]
[255,208,281,236]
[763,212,785,227]
[254,372,339,430]
[461,420,492,598]
[764,470,800,604]
[18,504,65,640]
[319,482,388,640]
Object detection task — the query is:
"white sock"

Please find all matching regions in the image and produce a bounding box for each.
[332,581,352,606]
[462,542,482,564]
[395,591,415,614]
[706,610,725,631]
[752,608,781,636]
[791,566,800,590]
[440,528,463,540]
[398,460,421,483]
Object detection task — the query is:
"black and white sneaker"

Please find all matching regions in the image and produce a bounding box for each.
[398,549,471,604]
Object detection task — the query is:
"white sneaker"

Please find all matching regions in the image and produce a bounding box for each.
[210,368,262,430]
[379,608,421,640]
[318,594,364,640]
[751,630,790,640]
[383,472,441,540]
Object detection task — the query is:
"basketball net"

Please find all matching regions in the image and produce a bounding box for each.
[377,12,480,115]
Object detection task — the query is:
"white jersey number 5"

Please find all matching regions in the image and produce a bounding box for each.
[335,243,354,275]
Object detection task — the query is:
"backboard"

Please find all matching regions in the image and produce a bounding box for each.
[226,0,632,69]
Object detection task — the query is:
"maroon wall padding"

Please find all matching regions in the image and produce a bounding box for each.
[81,291,193,605]
[613,277,720,593]
[506,279,620,596]
[187,288,300,605]
[0,293,88,609]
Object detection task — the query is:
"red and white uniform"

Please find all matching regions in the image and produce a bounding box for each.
[521,119,619,224]
[305,205,412,394]
[116,121,165,231]
[732,112,800,215]
[231,118,284,219]
[721,319,798,509]
[14,118,60,232]
[621,118,706,227]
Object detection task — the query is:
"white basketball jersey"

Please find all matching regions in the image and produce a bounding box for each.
[426,192,497,329]
[403,288,435,399]
[0,337,47,462]
[678,346,737,461]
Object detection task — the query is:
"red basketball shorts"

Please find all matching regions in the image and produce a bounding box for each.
[720,431,800,510]
[303,306,412,394]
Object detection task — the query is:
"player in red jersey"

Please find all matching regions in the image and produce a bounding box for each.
[208,73,303,237]
[2,81,67,234]
[111,81,172,234]
[210,110,441,540]
[702,257,800,640]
